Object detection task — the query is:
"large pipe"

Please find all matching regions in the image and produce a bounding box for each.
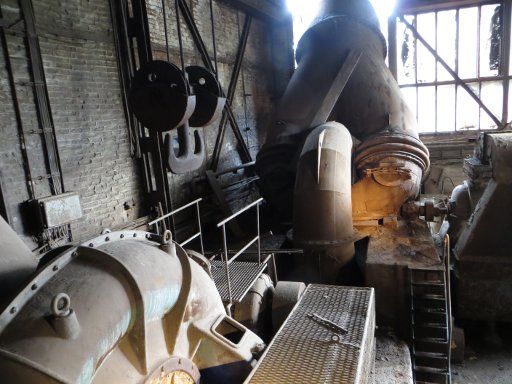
[256,0,429,222]
[293,122,355,282]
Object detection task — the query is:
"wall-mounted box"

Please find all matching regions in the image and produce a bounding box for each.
[32,193,83,229]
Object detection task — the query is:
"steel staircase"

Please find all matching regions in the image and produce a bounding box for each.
[410,237,452,384]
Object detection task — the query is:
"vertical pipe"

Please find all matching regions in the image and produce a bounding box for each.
[293,122,354,283]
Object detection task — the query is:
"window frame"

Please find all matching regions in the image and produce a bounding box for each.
[390,0,512,133]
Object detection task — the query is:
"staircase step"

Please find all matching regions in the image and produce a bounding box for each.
[415,366,449,383]
[414,325,448,340]
[413,298,447,310]
[414,311,446,325]
[412,280,444,286]
[414,338,449,354]
[413,283,446,296]
[415,352,449,369]
[414,293,446,301]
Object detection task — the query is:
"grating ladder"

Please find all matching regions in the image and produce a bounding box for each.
[410,266,452,384]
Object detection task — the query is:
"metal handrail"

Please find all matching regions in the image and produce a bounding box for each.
[217,198,264,314]
[148,198,204,254]
[217,197,264,227]
[148,198,202,225]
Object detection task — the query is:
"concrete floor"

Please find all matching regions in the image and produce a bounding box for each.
[453,323,512,384]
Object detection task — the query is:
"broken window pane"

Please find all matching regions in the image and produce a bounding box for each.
[437,85,456,132]
[398,15,416,84]
[459,7,478,79]
[481,4,501,77]
[417,12,436,83]
[456,83,480,130]
[437,10,457,81]
[418,86,436,132]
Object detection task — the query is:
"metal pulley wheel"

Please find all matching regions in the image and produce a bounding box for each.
[129,60,196,131]
[186,66,226,127]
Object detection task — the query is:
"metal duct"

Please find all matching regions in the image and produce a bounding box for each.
[293,122,355,281]
[256,0,429,222]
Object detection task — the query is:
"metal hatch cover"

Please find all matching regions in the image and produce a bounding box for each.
[245,285,375,384]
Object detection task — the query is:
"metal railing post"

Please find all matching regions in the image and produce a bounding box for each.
[256,203,261,265]
[222,224,233,315]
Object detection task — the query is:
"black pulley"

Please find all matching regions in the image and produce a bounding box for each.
[186,66,226,127]
[128,61,196,132]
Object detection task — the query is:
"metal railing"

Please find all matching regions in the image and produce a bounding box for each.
[217,198,264,310]
[148,198,204,254]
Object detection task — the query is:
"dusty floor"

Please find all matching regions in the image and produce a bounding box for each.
[453,322,512,384]
[373,332,414,384]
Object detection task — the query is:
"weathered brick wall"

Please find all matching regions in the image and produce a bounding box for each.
[0,0,293,247]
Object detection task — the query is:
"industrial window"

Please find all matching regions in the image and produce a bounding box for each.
[396,2,511,133]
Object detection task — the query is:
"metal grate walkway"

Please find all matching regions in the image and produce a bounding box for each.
[211,260,268,303]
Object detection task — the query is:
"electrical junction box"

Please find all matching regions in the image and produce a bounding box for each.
[32,193,83,229]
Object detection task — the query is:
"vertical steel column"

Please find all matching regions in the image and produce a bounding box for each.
[501,0,511,126]
[110,0,175,231]
[19,0,64,196]
[0,6,35,200]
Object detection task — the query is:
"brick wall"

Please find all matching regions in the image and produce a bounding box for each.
[0,0,293,248]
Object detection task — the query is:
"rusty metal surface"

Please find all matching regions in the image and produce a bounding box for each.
[256,0,429,222]
[211,260,268,303]
[246,285,375,384]
[0,229,264,383]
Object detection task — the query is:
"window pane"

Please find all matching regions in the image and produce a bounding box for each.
[397,15,416,84]
[480,4,501,77]
[437,10,457,81]
[437,85,456,132]
[456,83,480,130]
[417,12,436,83]
[400,87,418,117]
[418,86,436,132]
[480,81,503,129]
[459,7,478,79]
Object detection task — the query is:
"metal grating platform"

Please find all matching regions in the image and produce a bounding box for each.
[211,260,267,303]
[245,285,375,384]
